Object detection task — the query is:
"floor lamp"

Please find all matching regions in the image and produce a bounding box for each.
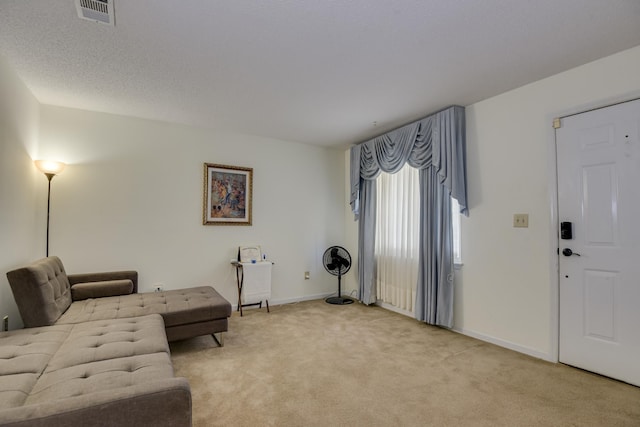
[34,160,66,257]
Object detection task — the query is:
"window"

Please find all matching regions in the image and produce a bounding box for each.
[375,165,462,311]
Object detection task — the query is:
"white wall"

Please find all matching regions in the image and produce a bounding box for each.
[344,45,640,360]
[457,45,640,359]
[37,106,345,307]
[0,55,41,330]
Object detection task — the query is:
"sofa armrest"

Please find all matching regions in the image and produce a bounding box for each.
[67,270,138,293]
[0,378,191,427]
[71,279,134,301]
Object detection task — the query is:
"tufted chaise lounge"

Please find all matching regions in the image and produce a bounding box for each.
[6,256,232,344]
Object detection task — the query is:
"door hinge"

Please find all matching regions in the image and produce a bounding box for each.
[553,118,561,129]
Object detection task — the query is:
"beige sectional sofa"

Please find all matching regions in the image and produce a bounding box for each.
[1,256,233,426]
[7,256,231,344]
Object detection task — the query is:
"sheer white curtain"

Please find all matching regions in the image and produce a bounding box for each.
[375,165,420,312]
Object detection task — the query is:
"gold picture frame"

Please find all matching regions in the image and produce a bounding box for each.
[203,163,253,225]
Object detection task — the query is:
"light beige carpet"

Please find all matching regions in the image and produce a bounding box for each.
[169,300,640,427]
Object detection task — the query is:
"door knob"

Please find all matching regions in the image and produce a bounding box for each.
[562,248,581,257]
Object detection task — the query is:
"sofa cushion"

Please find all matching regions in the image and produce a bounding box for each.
[25,315,172,405]
[46,315,170,371]
[58,286,232,327]
[71,279,134,301]
[6,257,72,327]
[68,270,138,293]
[0,325,73,410]
[0,315,190,427]
[28,352,174,405]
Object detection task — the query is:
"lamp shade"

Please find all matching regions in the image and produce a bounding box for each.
[35,160,66,175]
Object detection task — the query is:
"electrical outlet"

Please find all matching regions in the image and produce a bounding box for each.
[304,271,310,280]
[3,316,8,332]
[513,213,529,228]
[154,283,164,292]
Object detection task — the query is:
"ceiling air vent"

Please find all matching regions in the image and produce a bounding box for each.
[75,0,115,26]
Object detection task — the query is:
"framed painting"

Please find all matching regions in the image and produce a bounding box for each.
[203,163,253,225]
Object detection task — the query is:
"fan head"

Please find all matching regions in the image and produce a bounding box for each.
[323,246,351,276]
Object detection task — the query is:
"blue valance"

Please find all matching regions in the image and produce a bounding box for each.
[350,105,467,217]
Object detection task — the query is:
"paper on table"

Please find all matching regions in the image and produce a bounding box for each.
[239,245,261,263]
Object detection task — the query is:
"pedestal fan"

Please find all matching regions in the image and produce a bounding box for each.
[323,246,353,305]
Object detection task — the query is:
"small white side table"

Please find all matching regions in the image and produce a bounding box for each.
[231,261,273,316]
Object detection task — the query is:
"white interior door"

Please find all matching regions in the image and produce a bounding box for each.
[556,98,640,387]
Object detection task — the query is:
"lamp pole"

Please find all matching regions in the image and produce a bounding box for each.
[35,160,66,257]
[44,173,55,257]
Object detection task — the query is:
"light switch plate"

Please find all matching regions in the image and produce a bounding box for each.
[513,213,529,228]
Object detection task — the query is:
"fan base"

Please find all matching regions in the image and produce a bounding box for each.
[325,296,354,305]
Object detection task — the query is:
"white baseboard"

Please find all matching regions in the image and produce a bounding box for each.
[452,327,553,362]
[232,292,333,311]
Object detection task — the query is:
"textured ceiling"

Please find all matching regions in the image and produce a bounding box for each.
[1,0,639,147]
